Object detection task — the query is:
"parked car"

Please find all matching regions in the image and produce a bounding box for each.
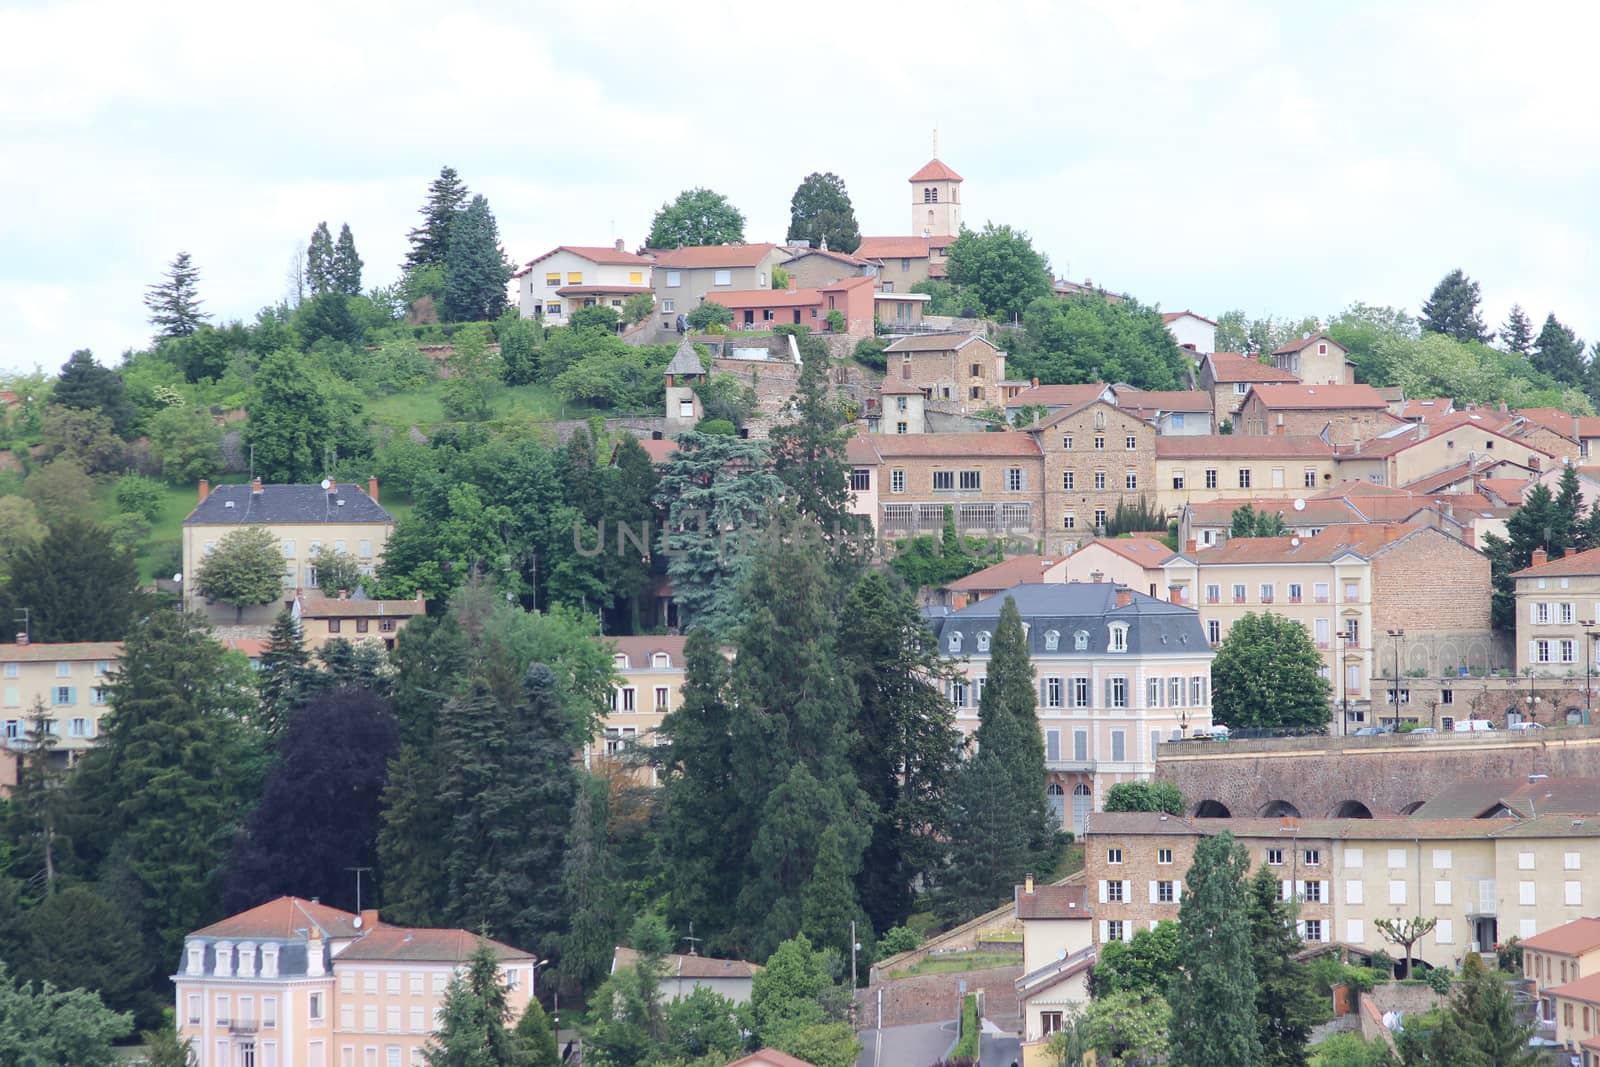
[1453,719,1497,732]
[1353,726,1386,736]
[1508,721,1545,731]
[1409,727,1437,734]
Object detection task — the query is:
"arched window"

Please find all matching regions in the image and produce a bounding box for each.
[1044,630,1060,651]
[1073,630,1090,651]
[976,631,992,652]
[947,632,963,654]
[1048,783,1066,825]
[651,652,671,669]
[1108,624,1129,653]
[1072,784,1093,837]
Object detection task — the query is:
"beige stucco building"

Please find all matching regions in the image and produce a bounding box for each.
[1154,436,1338,516]
[512,242,653,323]
[1269,333,1354,386]
[1,638,121,778]
[588,635,689,782]
[294,593,426,654]
[1013,879,1095,1063]
[182,480,396,627]
[1511,545,1600,684]
[175,897,536,1067]
[650,244,787,331]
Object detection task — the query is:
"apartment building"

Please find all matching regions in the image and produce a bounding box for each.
[1176,483,1493,552]
[881,332,1008,414]
[1522,917,1600,1002]
[293,593,426,653]
[1269,333,1354,386]
[1108,388,1213,436]
[1164,524,1492,726]
[182,480,395,626]
[1022,399,1157,553]
[1192,351,1299,431]
[589,636,689,779]
[0,637,120,771]
[1236,384,1396,446]
[1335,412,1555,489]
[871,431,1044,544]
[1153,436,1337,516]
[1510,545,1600,680]
[175,897,536,1067]
[650,244,787,331]
[1055,538,1181,602]
[1084,812,1600,968]
[512,242,653,323]
[928,583,1215,835]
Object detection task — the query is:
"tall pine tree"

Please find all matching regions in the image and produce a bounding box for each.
[306,222,335,296]
[1247,866,1322,1067]
[1168,832,1260,1067]
[442,194,514,322]
[332,223,363,295]
[558,773,626,995]
[769,333,870,561]
[1419,268,1490,344]
[1532,312,1586,385]
[1501,303,1534,356]
[1,517,146,643]
[405,165,470,271]
[144,251,209,339]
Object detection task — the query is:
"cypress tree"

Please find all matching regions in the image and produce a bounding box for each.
[1419,268,1490,344]
[332,223,363,295]
[144,251,209,339]
[1501,303,1534,356]
[559,773,626,994]
[1169,832,1260,1067]
[405,165,470,271]
[1247,866,1322,1067]
[940,715,1031,921]
[306,222,335,296]
[981,596,1056,854]
[442,194,514,322]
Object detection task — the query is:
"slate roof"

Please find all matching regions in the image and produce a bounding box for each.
[929,583,1209,658]
[185,484,393,526]
[665,342,706,377]
[608,635,689,669]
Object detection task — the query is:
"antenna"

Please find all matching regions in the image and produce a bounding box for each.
[249,445,255,480]
[932,127,938,157]
[345,866,373,917]
[681,921,703,956]
[13,608,28,641]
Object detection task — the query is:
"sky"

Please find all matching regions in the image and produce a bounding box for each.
[2,0,1597,374]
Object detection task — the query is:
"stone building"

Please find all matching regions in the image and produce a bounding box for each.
[871,431,1044,544]
[882,332,1007,414]
[1235,383,1397,446]
[1021,399,1157,554]
[1192,351,1300,431]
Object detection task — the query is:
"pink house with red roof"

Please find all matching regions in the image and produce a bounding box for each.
[514,241,654,323]
[703,275,877,338]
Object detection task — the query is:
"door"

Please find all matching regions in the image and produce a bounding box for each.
[1072,784,1092,837]
[793,310,802,323]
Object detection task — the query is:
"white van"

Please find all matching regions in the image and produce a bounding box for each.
[1452,719,1496,733]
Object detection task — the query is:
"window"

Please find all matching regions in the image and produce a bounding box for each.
[1074,631,1090,651]
[1346,880,1364,904]
[950,679,967,707]
[410,1007,425,1032]
[1205,468,1218,489]
[1073,730,1088,760]
[1062,435,1074,450]
[1304,468,1318,488]
[1232,583,1247,604]
[1157,880,1176,903]
[1238,468,1252,488]
[1125,471,1138,490]
[1094,470,1106,489]
[1106,880,1125,902]
[976,631,991,652]
[713,270,731,286]
[1567,881,1583,906]
[1062,511,1076,530]
[387,1006,401,1031]
[328,619,342,634]
[188,993,201,1025]
[1535,640,1552,664]
[1158,848,1173,865]
[1303,919,1323,942]
[1071,677,1090,707]
[1303,881,1323,903]
[890,469,905,493]
[665,270,681,288]
[1094,508,1107,529]
[1109,625,1128,652]
[850,468,871,491]
[1434,880,1452,905]
[948,632,963,653]
[1561,639,1577,663]
[1006,467,1024,491]
[1094,435,1105,450]
[661,298,675,313]
[1108,848,1123,864]
[1044,630,1060,651]
[1172,469,1186,490]
[356,619,369,634]
[1041,1011,1064,1035]
[1044,677,1063,708]
[933,470,955,491]
[1062,470,1075,490]
[363,971,377,993]
[1343,581,1360,602]
[1126,435,1137,450]
[1562,602,1577,624]
[1433,848,1452,870]
[1566,851,1582,870]
[386,971,401,995]
[1519,851,1535,870]
[1191,675,1206,704]
[1106,920,1125,942]
[1390,880,1407,904]
[1519,881,1535,905]
[1108,678,1127,708]
[53,686,72,705]
[959,470,981,490]
[363,1005,377,1029]
[1260,583,1274,603]
[1147,677,1162,707]
[1234,382,1250,395]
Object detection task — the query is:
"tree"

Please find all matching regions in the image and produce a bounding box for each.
[1017,293,1191,390]
[1210,612,1332,731]
[139,1024,198,1067]
[333,223,364,295]
[222,688,398,913]
[1500,304,1534,356]
[114,475,165,523]
[441,323,502,420]
[685,301,732,332]
[1103,781,1185,815]
[1081,991,1171,1067]
[1,517,145,642]
[1091,921,1179,998]
[945,222,1052,321]
[512,999,559,1067]
[406,165,471,271]
[256,609,314,735]
[647,188,746,249]
[444,195,514,322]
[1169,831,1259,1067]
[6,705,67,896]
[0,962,133,1066]
[1531,313,1586,385]
[40,405,125,474]
[309,544,364,595]
[1373,917,1437,980]
[17,886,147,1017]
[583,914,672,1066]
[148,405,223,484]
[558,773,627,995]
[838,570,961,933]
[425,942,525,1067]
[193,526,285,621]
[247,348,342,482]
[19,459,95,529]
[144,251,209,339]
[1419,269,1490,344]
[787,172,861,254]
[1230,504,1289,539]
[599,437,661,633]
[1396,952,1536,1066]
[770,335,867,553]
[622,292,654,326]
[52,350,134,437]
[749,934,854,1053]
[306,221,335,296]
[1312,1034,1396,1067]
[1247,866,1323,1067]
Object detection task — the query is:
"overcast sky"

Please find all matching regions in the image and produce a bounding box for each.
[3,0,1596,374]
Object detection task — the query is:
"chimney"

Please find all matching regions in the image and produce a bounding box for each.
[1024,873,1035,895]
[198,478,210,502]
[367,477,379,504]
[307,931,325,977]
[361,908,379,928]
[787,275,796,292]
[615,238,625,252]
[251,477,263,495]
[1168,585,1185,604]
[1115,588,1132,608]
[1532,547,1548,568]
[1031,377,1039,388]
[1090,569,1105,584]
[1185,539,1198,556]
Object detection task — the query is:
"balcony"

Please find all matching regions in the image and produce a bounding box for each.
[1289,595,1303,604]
[229,1021,258,1035]
[1205,595,1220,605]
[1261,596,1274,605]
[1232,595,1247,605]
[1314,595,1329,604]
[1045,757,1095,773]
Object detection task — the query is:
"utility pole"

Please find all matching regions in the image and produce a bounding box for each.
[345,867,373,915]
[1386,628,1406,729]
[1584,620,1599,726]
[681,921,703,956]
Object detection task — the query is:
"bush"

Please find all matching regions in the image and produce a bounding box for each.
[698,419,736,436]
[880,926,921,955]
[113,474,166,522]
[1424,966,1452,994]
[853,335,889,371]
[686,302,732,331]
[826,309,846,333]
[951,993,979,1059]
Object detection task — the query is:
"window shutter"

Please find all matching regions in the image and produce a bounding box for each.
[67,687,76,704]
[1149,881,1158,904]
[1321,922,1331,943]
[1040,679,1048,706]
[1281,880,1291,902]
[1295,880,1305,901]
[1099,920,1108,943]
[1098,881,1107,904]
[1296,920,1305,939]
[1321,880,1330,904]
[1174,879,1183,901]
[1104,678,1114,707]
[1122,881,1130,902]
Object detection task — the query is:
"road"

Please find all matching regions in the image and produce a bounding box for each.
[979,1032,1022,1067]
[854,1020,954,1067]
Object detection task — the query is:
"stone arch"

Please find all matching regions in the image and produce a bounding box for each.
[1193,799,1231,818]
[1329,800,1373,819]
[1259,799,1302,818]
[1071,783,1092,838]
[1399,801,1425,815]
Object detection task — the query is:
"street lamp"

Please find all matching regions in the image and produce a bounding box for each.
[1337,631,1355,735]
[532,957,550,999]
[1584,619,1600,726]
[1386,629,1406,730]
[1177,705,1191,738]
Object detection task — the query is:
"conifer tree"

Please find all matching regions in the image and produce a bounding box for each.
[333,223,363,295]
[306,222,335,296]
[1,516,146,643]
[600,437,660,633]
[1532,313,1586,385]
[1419,268,1490,344]
[786,172,862,254]
[376,740,452,926]
[770,334,869,559]
[144,251,210,339]
[247,348,337,482]
[6,703,66,896]
[442,194,514,322]
[406,165,471,271]
[559,773,626,994]
[1247,866,1322,1067]
[1396,951,1536,1065]
[52,349,134,437]
[1169,832,1260,1067]
[982,596,1056,853]
[425,942,524,1067]
[1501,304,1534,356]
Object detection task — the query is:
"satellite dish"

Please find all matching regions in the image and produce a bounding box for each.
[173,573,183,583]
[1057,948,1067,961]
[1291,537,1301,546]
[1293,498,1306,511]
[320,478,332,490]
[353,915,363,928]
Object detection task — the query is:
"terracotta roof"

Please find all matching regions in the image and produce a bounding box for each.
[1205,352,1300,384]
[1398,398,1455,421]
[638,439,679,464]
[1197,523,1433,566]
[846,436,881,463]
[1079,537,1176,567]
[0,641,122,663]
[336,926,532,963]
[222,638,270,658]
[1015,883,1090,920]
[1271,332,1346,355]
[1085,811,1199,836]
[1245,384,1389,411]
[297,594,425,618]
[1161,310,1217,326]
[1476,477,1531,503]
[1512,545,1600,578]
[878,381,927,396]
[726,1052,817,1067]
[650,243,780,269]
[613,946,760,980]
[1006,383,1111,409]
[192,896,364,940]
[882,331,993,354]
[909,158,963,182]
[855,235,956,260]
[1113,389,1213,413]
[820,275,876,295]
[1546,972,1600,1006]
[554,285,653,296]
[1576,418,1600,438]
[703,288,823,310]
[1514,407,1581,439]
[780,246,872,267]
[943,555,1062,592]
[522,245,653,269]
[1155,435,1334,459]
[1184,497,1359,527]
[607,635,688,667]
[870,431,1040,459]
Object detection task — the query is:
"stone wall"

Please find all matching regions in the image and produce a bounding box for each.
[1158,727,1600,818]
[857,964,1023,1030]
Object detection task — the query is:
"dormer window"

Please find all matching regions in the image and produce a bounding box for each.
[261,943,280,979]
[1073,630,1090,651]
[651,653,670,669]
[236,941,256,978]
[1109,624,1129,653]
[187,941,205,977]
[214,941,234,978]
[1044,630,1060,651]
[976,631,992,652]
[948,632,963,654]
[613,654,629,669]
